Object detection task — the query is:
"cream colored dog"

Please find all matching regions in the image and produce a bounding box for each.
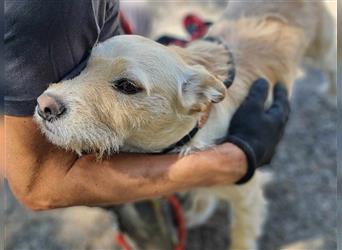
[34,1,336,249]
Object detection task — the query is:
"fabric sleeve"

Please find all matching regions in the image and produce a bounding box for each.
[4,0,121,116]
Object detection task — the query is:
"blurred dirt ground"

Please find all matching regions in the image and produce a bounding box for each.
[3,1,337,250]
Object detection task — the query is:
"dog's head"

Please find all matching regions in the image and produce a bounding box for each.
[34,35,229,156]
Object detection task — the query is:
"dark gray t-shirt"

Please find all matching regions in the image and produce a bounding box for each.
[5,0,122,116]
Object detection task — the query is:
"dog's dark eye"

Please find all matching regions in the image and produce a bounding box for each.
[112,78,143,95]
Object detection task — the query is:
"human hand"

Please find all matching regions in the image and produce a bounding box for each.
[223,79,290,184]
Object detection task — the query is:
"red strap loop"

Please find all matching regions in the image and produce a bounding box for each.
[120,11,133,34]
[114,195,186,250]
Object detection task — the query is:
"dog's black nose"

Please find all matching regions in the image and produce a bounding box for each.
[37,94,66,121]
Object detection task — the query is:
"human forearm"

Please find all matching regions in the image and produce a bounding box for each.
[5,115,247,210]
[11,144,246,210]
[47,143,246,208]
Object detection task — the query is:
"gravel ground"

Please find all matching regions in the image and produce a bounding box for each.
[3,66,337,250]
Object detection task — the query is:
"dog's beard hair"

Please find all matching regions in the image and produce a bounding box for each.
[34,113,124,157]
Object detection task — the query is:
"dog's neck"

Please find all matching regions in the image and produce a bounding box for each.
[171,17,305,151]
[169,40,237,150]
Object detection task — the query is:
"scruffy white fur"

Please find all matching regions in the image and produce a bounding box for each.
[35,1,335,249]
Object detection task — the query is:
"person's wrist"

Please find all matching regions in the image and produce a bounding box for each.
[195,143,248,186]
[217,142,248,183]
[167,143,248,189]
[224,136,257,184]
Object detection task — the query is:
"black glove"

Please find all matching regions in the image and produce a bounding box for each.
[224,78,290,184]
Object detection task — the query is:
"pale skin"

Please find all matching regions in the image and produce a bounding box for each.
[2,116,247,211]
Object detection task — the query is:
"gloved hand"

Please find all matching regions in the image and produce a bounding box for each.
[224,78,290,184]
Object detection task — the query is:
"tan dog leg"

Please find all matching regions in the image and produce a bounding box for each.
[229,183,267,250]
[213,172,270,250]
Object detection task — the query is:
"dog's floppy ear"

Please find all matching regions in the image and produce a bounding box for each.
[179,65,226,112]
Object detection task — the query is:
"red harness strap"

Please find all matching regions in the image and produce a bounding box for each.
[183,14,209,41]
[166,195,187,250]
[120,11,133,34]
[115,233,132,250]
[114,194,186,250]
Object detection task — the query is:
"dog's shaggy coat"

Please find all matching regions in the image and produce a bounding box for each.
[35,1,336,249]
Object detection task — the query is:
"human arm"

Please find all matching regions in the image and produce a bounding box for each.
[4,115,247,210]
